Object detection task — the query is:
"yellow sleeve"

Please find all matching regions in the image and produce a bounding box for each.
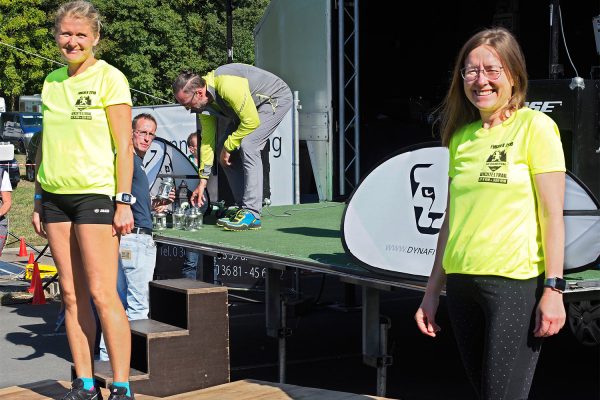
[217,75,261,151]
[527,112,566,175]
[101,65,132,107]
[199,113,217,179]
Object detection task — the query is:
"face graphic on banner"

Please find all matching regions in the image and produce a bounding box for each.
[410,164,445,235]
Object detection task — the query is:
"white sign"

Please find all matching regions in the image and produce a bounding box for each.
[342,144,449,279]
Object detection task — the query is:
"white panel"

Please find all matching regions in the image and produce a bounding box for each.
[343,145,449,278]
[255,0,333,201]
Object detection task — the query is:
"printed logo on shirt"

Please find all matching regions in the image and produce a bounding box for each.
[71,91,96,120]
[479,142,512,184]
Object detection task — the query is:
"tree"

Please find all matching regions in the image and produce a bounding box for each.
[0,0,270,108]
[0,0,62,109]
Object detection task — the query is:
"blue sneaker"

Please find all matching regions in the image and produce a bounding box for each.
[223,209,261,231]
[216,206,241,227]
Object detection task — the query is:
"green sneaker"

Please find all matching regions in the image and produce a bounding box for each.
[216,206,241,227]
[223,209,261,231]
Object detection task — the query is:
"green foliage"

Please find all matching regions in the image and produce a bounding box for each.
[0,0,62,107]
[0,0,269,107]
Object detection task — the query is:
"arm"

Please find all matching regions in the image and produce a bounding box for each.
[532,171,566,337]
[106,103,134,236]
[191,114,215,207]
[198,114,216,179]
[415,182,450,337]
[31,132,46,238]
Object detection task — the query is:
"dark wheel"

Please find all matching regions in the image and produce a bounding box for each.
[568,300,600,346]
[26,165,35,182]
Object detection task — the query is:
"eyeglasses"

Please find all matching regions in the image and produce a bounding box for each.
[460,66,503,82]
[181,90,198,110]
[133,130,156,138]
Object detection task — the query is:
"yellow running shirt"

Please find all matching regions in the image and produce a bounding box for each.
[443,107,566,279]
[39,60,132,196]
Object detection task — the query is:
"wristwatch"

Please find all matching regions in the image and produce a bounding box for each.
[115,192,137,205]
[544,277,567,293]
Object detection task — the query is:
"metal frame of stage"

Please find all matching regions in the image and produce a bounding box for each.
[154,232,423,397]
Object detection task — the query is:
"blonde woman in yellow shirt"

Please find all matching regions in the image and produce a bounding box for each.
[31,1,135,399]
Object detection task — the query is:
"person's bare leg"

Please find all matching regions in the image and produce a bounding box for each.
[45,222,96,378]
[76,224,131,382]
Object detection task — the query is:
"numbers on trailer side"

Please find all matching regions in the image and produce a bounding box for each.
[158,245,186,258]
[213,253,267,287]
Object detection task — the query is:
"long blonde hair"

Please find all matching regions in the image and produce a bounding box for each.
[438,27,528,146]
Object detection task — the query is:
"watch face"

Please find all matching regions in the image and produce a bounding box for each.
[122,193,132,203]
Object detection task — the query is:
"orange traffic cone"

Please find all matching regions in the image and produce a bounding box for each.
[18,237,27,257]
[28,252,35,265]
[31,262,46,305]
[27,261,38,293]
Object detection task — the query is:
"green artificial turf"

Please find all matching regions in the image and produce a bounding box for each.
[156,202,363,272]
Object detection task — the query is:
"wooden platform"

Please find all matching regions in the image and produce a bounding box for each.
[0,379,395,399]
[0,380,157,400]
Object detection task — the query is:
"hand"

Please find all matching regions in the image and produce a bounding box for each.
[154,204,169,213]
[533,288,566,337]
[190,180,208,207]
[415,294,441,337]
[112,203,134,236]
[152,188,176,211]
[167,187,176,203]
[220,148,231,167]
[31,209,47,239]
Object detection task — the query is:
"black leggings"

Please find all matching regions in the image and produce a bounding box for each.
[446,274,544,400]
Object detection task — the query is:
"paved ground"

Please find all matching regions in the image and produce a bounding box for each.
[1,251,598,399]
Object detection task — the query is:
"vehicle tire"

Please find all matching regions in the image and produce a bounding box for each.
[26,165,35,182]
[568,300,600,346]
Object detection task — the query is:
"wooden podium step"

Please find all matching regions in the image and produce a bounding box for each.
[130,319,189,339]
[93,360,150,384]
[90,278,229,397]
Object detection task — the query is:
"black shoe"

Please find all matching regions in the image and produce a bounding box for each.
[61,379,102,400]
[107,384,134,400]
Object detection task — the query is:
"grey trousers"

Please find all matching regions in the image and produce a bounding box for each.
[219,87,293,218]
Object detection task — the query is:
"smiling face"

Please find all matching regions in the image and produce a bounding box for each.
[463,45,514,125]
[55,16,98,69]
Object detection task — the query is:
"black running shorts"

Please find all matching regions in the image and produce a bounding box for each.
[41,190,114,224]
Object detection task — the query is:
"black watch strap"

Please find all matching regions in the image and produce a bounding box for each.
[544,277,567,292]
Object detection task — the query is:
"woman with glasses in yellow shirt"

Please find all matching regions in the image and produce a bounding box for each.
[415,27,566,400]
